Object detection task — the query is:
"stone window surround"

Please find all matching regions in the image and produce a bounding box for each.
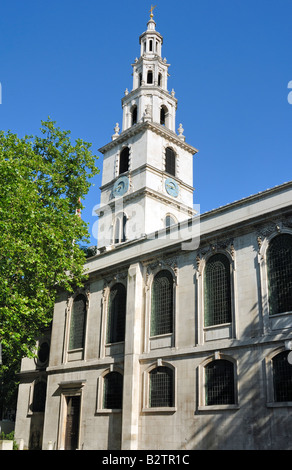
[257,225,292,335]
[195,246,237,345]
[144,262,177,353]
[265,345,292,408]
[27,376,47,416]
[99,277,127,359]
[95,365,124,414]
[142,359,177,414]
[63,289,90,364]
[197,352,239,412]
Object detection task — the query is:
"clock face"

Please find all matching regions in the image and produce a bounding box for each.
[113,176,129,197]
[165,177,179,197]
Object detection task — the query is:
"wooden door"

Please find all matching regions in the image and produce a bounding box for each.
[64,396,81,450]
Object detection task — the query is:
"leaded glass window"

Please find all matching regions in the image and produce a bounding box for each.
[204,253,231,327]
[151,270,174,336]
[149,366,174,407]
[103,372,123,409]
[205,360,235,405]
[165,147,176,176]
[272,351,292,402]
[69,294,86,350]
[107,283,126,343]
[267,234,292,315]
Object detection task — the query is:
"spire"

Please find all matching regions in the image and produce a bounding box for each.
[121,9,177,132]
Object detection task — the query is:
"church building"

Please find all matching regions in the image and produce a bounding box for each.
[14,13,292,450]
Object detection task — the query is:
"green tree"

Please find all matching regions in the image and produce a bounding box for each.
[0,118,98,367]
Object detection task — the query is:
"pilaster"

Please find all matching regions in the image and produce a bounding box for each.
[121,262,143,450]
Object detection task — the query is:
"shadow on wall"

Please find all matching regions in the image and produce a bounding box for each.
[180,313,292,450]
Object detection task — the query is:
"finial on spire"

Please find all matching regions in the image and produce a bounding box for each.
[149,5,157,19]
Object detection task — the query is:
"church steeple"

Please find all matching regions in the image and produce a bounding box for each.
[96,12,198,249]
[121,13,177,132]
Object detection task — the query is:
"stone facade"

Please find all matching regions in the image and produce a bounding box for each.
[14,14,292,450]
[14,182,292,450]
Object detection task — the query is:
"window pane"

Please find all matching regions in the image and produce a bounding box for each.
[204,254,231,327]
[267,234,292,315]
[103,372,123,409]
[150,367,173,407]
[273,351,292,402]
[69,294,86,350]
[107,284,126,343]
[205,360,235,405]
[151,270,173,336]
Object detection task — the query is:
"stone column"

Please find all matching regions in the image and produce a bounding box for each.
[121,262,143,450]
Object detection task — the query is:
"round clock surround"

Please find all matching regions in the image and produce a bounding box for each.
[165,177,179,197]
[113,176,129,198]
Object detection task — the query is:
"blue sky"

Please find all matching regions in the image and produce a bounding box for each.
[1,0,292,245]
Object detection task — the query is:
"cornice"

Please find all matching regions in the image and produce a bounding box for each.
[96,186,195,216]
[98,121,198,155]
[99,163,195,193]
[121,85,177,106]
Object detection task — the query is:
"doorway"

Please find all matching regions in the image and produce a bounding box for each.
[64,396,81,450]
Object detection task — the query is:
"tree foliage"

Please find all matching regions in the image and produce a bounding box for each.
[0,118,99,366]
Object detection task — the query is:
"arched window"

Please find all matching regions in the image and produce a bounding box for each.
[160,106,168,126]
[149,366,174,407]
[272,351,292,402]
[147,70,153,84]
[119,147,130,174]
[204,254,231,327]
[139,73,142,87]
[37,341,50,365]
[267,234,292,315]
[205,360,235,405]
[165,147,176,176]
[158,73,162,87]
[69,294,87,350]
[107,283,126,344]
[32,380,47,412]
[103,372,123,409]
[114,212,127,244]
[165,215,176,228]
[131,105,137,126]
[151,270,174,336]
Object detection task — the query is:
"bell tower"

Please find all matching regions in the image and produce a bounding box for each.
[96,12,198,249]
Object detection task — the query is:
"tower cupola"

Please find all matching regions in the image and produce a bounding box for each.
[121,11,177,132]
[139,17,163,58]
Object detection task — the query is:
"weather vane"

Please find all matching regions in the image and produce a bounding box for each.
[149,5,157,19]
